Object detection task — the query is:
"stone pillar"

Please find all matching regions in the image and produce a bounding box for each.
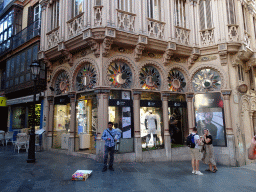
[186,93,194,134]
[95,89,110,162]
[133,91,142,162]
[252,113,256,136]
[68,92,76,153]
[47,96,54,150]
[162,93,171,160]
[221,90,233,135]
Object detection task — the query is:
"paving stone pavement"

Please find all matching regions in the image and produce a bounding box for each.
[1,145,256,192]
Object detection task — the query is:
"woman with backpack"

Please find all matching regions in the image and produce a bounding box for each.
[202,129,218,173]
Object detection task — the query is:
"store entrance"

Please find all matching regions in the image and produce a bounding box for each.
[168,94,187,146]
[75,94,97,153]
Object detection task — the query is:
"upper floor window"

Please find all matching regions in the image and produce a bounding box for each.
[242,4,247,31]
[238,65,244,81]
[249,67,255,90]
[148,0,161,21]
[51,0,59,30]
[73,0,83,17]
[226,0,236,25]
[174,0,186,28]
[118,0,132,12]
[199,0,213,30]
[95,0,102,6]
[0,12,13,52]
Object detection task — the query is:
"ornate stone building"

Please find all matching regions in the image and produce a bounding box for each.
[39,0,256,166]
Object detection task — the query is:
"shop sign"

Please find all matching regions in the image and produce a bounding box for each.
[109,99,132,106]
[0,97,7,106]
[54,96,70,105]
[6,94,40,105]
[140,100,162,107]
[168,101,187,108]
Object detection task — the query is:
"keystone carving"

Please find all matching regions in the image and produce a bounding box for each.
[134,44,145,62]
[102,37,113,57]
[163,49,174,65]
[88,39,100,58]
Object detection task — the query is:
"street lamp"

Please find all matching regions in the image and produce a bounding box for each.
[27,61,40,163]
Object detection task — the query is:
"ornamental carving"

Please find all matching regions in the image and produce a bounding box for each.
[102,37,113,57]
[55,71,70,95]
[76,63,97,91]
[163,50,174,65]
[107,61,132,88]
[88,39,100,58]
[134,44,145,62]
[139,66,161,90]
[168,69,186,92]
[192,68,221,92]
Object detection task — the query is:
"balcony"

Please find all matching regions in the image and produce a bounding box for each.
[117,9,136,33]
[147,18,165,39]
[12,19,41,50]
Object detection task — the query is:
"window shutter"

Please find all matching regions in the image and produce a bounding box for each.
[199,1,205,30]
[205,0,212,29]
[27,6,34,26]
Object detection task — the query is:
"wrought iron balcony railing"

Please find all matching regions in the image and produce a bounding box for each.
[13,19,41,50]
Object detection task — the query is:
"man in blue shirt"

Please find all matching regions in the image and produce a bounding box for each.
[102,122,121,172]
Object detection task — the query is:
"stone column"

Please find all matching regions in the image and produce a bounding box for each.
[162,93,171,160]
[133,91,142,162]
[252,113,256,136]
[221,90,233,135]
[186,93,194,134]
[46,96,54,150]
[95,89,110,162]
[68,92,76,153]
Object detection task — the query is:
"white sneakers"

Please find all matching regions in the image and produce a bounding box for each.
[192,170,195,174]
[195,171,204,175]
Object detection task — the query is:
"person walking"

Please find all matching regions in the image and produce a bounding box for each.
[101,122,121,172]
[190,127,204,175]
[248,135,256,160]
[202,129,218,173]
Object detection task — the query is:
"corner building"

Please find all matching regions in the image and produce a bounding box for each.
[39,0,256,166]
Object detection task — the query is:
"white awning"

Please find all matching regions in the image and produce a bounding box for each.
[6,94,40,105]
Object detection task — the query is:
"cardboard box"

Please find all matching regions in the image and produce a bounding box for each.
[72,170,93,181]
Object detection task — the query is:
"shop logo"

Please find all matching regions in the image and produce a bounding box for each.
[174,102,181,107]
[117,101,126,106]
[148,102,156,106]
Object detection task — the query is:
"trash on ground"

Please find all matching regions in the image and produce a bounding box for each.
[72,170,93,181]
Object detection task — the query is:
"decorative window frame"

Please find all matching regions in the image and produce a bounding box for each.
[226,0,236,25]
[147,0,161,21]
[174,0,186,28]
[199,0,213,30]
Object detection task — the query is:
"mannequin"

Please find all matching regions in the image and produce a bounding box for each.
[144,110,158,147]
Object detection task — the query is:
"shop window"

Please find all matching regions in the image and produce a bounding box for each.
[55,71,70,95]
[168,69,186,92]
[192,68,221,92]
[194,92,226,146]
[140,92,163,150]
[199,0,213,30]
[174,0,186,28]
[139,65,161,90]
[12,106,26,129]
[75,94,97,152]
[76,63,97,91]
[108,61,132,88]
[147,0,161,21]
[53,99,71,149]
[109,90,133,153]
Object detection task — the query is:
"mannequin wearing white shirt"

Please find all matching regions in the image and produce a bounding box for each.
[144,110,158,147]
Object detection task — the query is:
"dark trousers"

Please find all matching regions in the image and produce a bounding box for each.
[103,146,115,168]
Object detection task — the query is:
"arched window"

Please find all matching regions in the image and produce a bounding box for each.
[139,65,161,90]
[199,0,212,30]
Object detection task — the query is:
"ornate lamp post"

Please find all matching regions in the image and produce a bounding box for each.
[27,61,41,163]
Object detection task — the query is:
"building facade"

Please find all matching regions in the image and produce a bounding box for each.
[39,0,256,166]
[0,0,46,137]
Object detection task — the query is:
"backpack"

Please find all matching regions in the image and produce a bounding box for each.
[186,134,196,148]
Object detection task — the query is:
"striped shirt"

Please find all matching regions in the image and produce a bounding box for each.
[101,128,121,147]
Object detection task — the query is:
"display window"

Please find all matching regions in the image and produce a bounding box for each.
[140,92,163,150]
[109,90,133,153]
[194,92,226,146]
[53,97,71,149]
[75,94,97,153]
[168,94,187,146]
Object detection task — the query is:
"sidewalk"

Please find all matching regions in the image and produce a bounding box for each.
[0,145,256,192]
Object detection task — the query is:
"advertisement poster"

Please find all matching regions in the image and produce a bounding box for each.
[194,93,226,146]
[122,107,131,138]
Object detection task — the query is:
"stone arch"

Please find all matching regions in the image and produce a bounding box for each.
[104,55,137,88]
[138,60,167,90]
[71,57,100,92]
[167,65,189,92]
[189,64,226,92]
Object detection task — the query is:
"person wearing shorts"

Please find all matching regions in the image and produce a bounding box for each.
[190,127,203,175]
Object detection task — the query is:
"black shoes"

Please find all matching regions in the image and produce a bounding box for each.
[102,167,107,172]
[109,166,114,171]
